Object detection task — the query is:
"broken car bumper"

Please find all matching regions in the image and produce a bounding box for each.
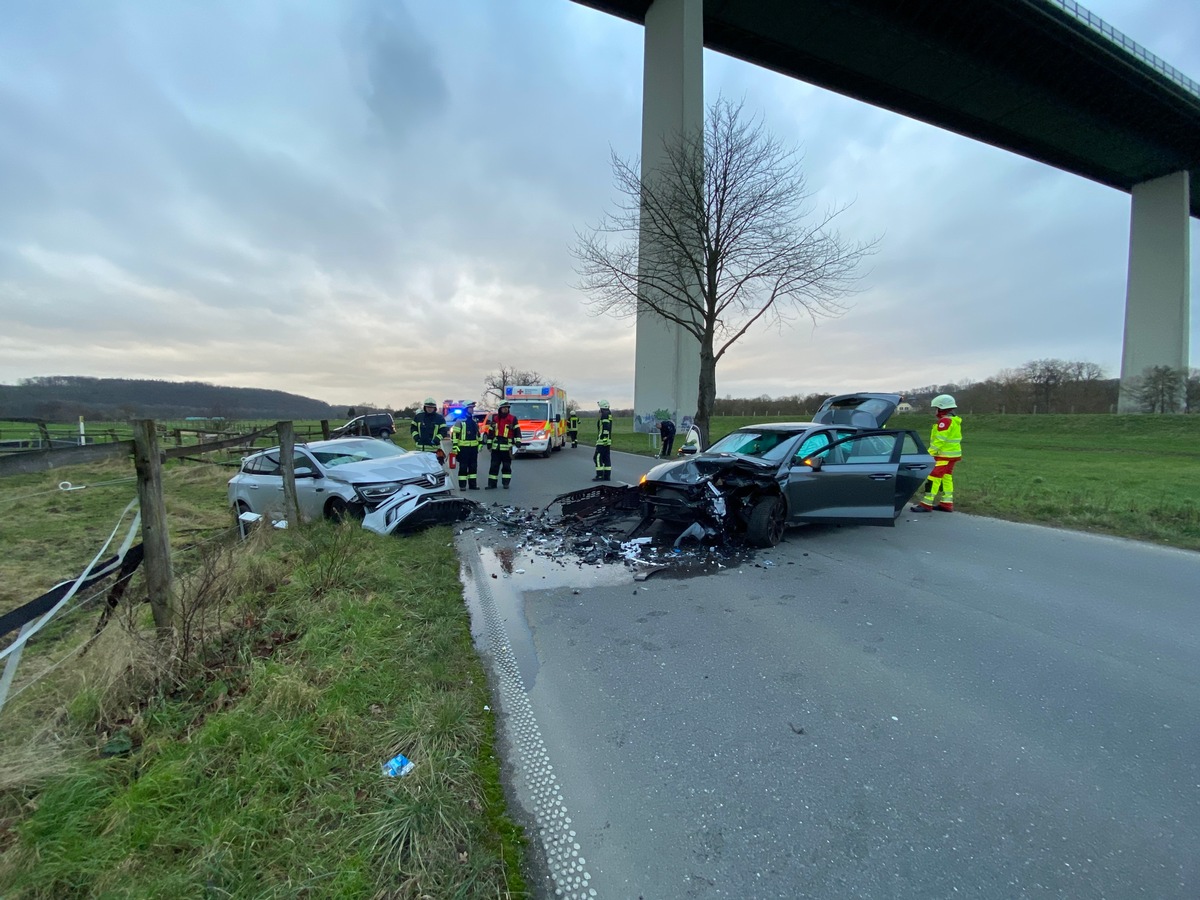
[361,491,475,535]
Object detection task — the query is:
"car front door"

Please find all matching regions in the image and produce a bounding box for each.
[784,431,904,525]
[894,431,935,512]
[292,450,326,521]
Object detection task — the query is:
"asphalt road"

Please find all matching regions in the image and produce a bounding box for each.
[458,445,1200,899]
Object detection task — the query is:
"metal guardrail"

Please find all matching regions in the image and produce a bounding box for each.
[1047,0,1200,99]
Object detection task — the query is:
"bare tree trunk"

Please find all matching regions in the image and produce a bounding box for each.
[695,346,717,448]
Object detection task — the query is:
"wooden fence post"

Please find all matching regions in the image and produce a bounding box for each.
[132,420,174,636]
[320,419,330,440]
[277,421,300,524]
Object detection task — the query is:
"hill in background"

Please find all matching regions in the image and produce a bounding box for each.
[0,376,342,422]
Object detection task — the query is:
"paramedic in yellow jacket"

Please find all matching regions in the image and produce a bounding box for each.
[911,394,962,512]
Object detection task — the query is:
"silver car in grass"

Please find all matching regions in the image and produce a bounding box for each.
[227,437,472,534]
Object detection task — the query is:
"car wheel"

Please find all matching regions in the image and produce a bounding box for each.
[378,428,393,440]
[746,495,786,548]
[325,496,351,522]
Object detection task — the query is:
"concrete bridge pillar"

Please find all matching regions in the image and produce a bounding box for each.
[1118,170,1191,411]
[633,0,703,428]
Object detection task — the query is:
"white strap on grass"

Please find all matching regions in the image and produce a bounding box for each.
[0,497,141,666]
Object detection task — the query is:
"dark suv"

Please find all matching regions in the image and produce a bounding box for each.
[331,413,396,440]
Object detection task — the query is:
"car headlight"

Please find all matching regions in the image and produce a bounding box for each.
[356,482,404,502]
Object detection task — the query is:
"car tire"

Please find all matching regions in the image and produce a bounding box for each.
[746,495,786,548]
[378,428,393,440]
[325,496,351,522]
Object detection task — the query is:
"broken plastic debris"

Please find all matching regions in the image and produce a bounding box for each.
[673,522,706,549]
[514,568,526,574]
[382,753,415,777]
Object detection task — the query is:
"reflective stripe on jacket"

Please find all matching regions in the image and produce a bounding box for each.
[451,419,480,451]
[929,415,962,458]
[596,415,613,446]
[411,412,448,448]
[490,414,521,451]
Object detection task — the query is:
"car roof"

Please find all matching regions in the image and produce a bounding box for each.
[249,437,397,457]
[734,422,821,432]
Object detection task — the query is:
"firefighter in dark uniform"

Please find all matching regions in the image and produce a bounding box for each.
[486,400,521,489]
[411,398,448,457]
[564,410,578,448]
[451,408,482,490]
[592,399,613,481]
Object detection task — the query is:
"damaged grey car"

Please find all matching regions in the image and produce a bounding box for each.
[637,393,935,548]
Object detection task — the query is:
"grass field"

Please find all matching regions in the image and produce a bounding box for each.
[0,458,527,897]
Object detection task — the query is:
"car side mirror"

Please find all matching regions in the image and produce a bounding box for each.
[294,467,317,478]
[803,456,824,472]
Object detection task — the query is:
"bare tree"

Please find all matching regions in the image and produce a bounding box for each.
[482,366,548,406]
[573,98,875,443]
[1019,359,1070,413]
[1130,365,1184,413]
[1187,368,1200,414]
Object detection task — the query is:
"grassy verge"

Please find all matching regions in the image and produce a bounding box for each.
[0,461,527,898]
[593,413,1200,552]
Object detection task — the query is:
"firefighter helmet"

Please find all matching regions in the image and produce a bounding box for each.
[423,397,436,406]
[598,399,610,409]
[931,394,957,410]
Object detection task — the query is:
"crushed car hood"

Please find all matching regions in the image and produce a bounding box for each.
[324,456,441,485]
[644,453,777,486]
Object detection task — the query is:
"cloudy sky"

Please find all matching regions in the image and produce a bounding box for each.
[1,0,1197,410]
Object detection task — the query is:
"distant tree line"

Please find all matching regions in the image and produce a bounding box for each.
[902,360,1199,415]
[0,376,344,422]
[707,360,1199,417]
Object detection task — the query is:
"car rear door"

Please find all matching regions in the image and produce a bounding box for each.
[238,452,284,516]
[784,431,905,525]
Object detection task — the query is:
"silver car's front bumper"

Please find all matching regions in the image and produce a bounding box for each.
[361,489,475,535]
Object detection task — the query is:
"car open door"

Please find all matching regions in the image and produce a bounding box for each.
[812,393,901,429]
[784,431,905,525]
[894,431,935,512]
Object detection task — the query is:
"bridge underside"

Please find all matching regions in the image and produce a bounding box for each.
[578,0,1200,216]
[574,0,1197,416]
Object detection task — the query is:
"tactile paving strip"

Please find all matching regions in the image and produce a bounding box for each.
[464,540,596,899]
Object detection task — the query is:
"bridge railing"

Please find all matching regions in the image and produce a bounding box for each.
[1048,0,1200,99]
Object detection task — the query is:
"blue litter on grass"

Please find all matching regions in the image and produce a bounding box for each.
[382,753,415,777]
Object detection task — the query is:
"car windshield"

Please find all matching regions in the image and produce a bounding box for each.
[706,430,795,462]
[506,401,549,420]
[307,439,407,467]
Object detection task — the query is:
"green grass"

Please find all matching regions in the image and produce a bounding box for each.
[0,525,528,898]
[592,413,1200,552]
[0,458,528,898]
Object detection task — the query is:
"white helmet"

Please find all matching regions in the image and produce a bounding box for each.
[598,399,610,409]
[931,394,957,410]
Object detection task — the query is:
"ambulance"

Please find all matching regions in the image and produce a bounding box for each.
[503,385,568,457]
